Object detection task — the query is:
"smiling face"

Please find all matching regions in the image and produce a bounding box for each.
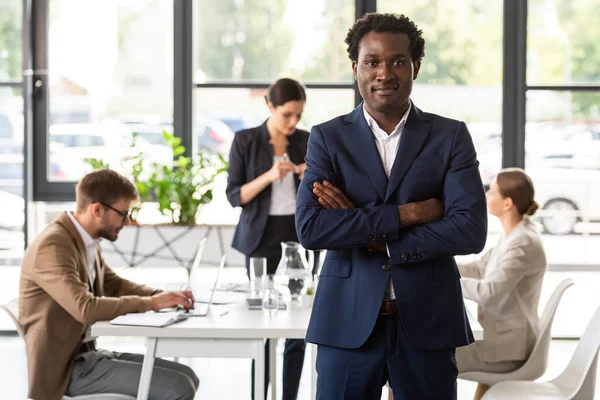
[352,31,419,118]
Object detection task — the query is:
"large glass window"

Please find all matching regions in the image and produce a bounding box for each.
[0,1,22,81]
[525,91,600,265]
[193,0,357,223]
[193,0,355,84]
[47,0,174,182]
[0,0,23,258]
[0,90,23,254]
[528,0,600,85]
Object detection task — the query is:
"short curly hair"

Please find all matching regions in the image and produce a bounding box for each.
[345,13,425,63]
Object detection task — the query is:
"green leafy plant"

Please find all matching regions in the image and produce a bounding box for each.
[84,130,227,225]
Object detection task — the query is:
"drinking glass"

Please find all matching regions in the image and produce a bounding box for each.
[249,257,267,298]
[262,275,279,315]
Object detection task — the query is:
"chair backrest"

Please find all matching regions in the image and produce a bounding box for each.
[507,278,574,380]
[552,304,600,399]
[0,298,23,337]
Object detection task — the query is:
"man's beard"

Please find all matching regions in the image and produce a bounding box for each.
[97,226,120,242]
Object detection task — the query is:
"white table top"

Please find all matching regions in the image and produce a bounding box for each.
[92,302,312,339]
[92,301,483,341]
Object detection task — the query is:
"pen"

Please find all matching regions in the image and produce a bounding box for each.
[281,153,289,183]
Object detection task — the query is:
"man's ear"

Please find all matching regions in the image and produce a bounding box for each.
[413,60,421,80]
[352,61,357,81]
[90,203,103,218]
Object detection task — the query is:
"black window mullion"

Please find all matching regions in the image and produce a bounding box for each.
[502,0,527,169]
[174,0,193,158]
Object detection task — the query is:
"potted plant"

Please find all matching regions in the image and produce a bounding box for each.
[84,130,228,270]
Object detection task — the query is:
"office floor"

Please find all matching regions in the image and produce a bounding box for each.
[1,266,599,399]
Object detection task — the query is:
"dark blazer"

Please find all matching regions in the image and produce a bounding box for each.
[226,121,309,255]
[296,103,488,350]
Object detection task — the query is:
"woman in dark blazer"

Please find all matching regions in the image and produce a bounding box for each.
[226,78,308,400]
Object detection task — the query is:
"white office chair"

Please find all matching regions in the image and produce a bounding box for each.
[0,299,135,400]
[483,303,600,400]
[459,278,575,386]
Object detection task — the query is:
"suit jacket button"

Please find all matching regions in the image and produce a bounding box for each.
[382,264,390,271]
[401,253,408,262]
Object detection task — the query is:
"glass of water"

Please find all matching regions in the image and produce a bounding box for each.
[262,275,279,315]
[249,257,267,298]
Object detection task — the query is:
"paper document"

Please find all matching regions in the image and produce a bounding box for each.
[110,311,190,327]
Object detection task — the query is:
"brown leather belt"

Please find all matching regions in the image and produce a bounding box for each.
[77,341,97,354]
[380,300,398,316]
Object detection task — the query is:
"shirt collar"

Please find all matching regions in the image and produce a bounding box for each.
[363,100,412,139]
[67,211,102,249]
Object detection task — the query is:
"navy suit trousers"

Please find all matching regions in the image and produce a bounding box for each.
[316,314,458,400]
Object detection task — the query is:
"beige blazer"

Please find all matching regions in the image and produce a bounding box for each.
[459,217,547,363]
[19,213,155,400]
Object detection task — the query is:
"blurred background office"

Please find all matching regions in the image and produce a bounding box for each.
[1,0,600,399]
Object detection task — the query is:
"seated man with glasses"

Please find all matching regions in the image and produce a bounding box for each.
[19,169,199,400]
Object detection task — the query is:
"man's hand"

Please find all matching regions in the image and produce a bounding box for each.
[313,181,385,252]
[146,290,195,312]
[312,180,444,252]
[313,180,355,209]
[398,198,445,227]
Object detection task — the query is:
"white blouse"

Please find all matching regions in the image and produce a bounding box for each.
[269,156,297,215]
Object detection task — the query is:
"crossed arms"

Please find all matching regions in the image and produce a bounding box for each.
[295,123,488,264]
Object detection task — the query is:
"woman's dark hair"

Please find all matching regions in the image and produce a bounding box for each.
[265,78,307,107]
[496,168,539,216]
[345,13,425,63]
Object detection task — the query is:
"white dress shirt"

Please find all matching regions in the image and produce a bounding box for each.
[269,156,297,216]
[363,101,412,300]
[67,211,102,342]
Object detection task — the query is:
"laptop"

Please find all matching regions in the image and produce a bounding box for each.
[186,254,227,317]
[183,236,208,291]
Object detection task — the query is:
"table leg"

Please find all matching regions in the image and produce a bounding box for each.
[311,343,317,400]
[269,339,277,400]
[137,337,157,400]
[255,339,265,400]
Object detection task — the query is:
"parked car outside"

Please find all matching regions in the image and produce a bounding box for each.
[527,167,600,235]
[195,115,234,156]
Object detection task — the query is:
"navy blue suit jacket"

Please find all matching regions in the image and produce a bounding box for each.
[296,103,487,351]
[226,121,309,256]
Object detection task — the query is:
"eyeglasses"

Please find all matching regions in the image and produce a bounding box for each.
[99,202,131,223]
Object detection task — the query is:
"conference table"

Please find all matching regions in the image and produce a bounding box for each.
[92,301,483,400]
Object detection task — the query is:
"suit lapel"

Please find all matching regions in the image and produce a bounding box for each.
[94,248,103,295]
[346,106,388,200]
[257,122,274,173]
[385,106,431,201]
